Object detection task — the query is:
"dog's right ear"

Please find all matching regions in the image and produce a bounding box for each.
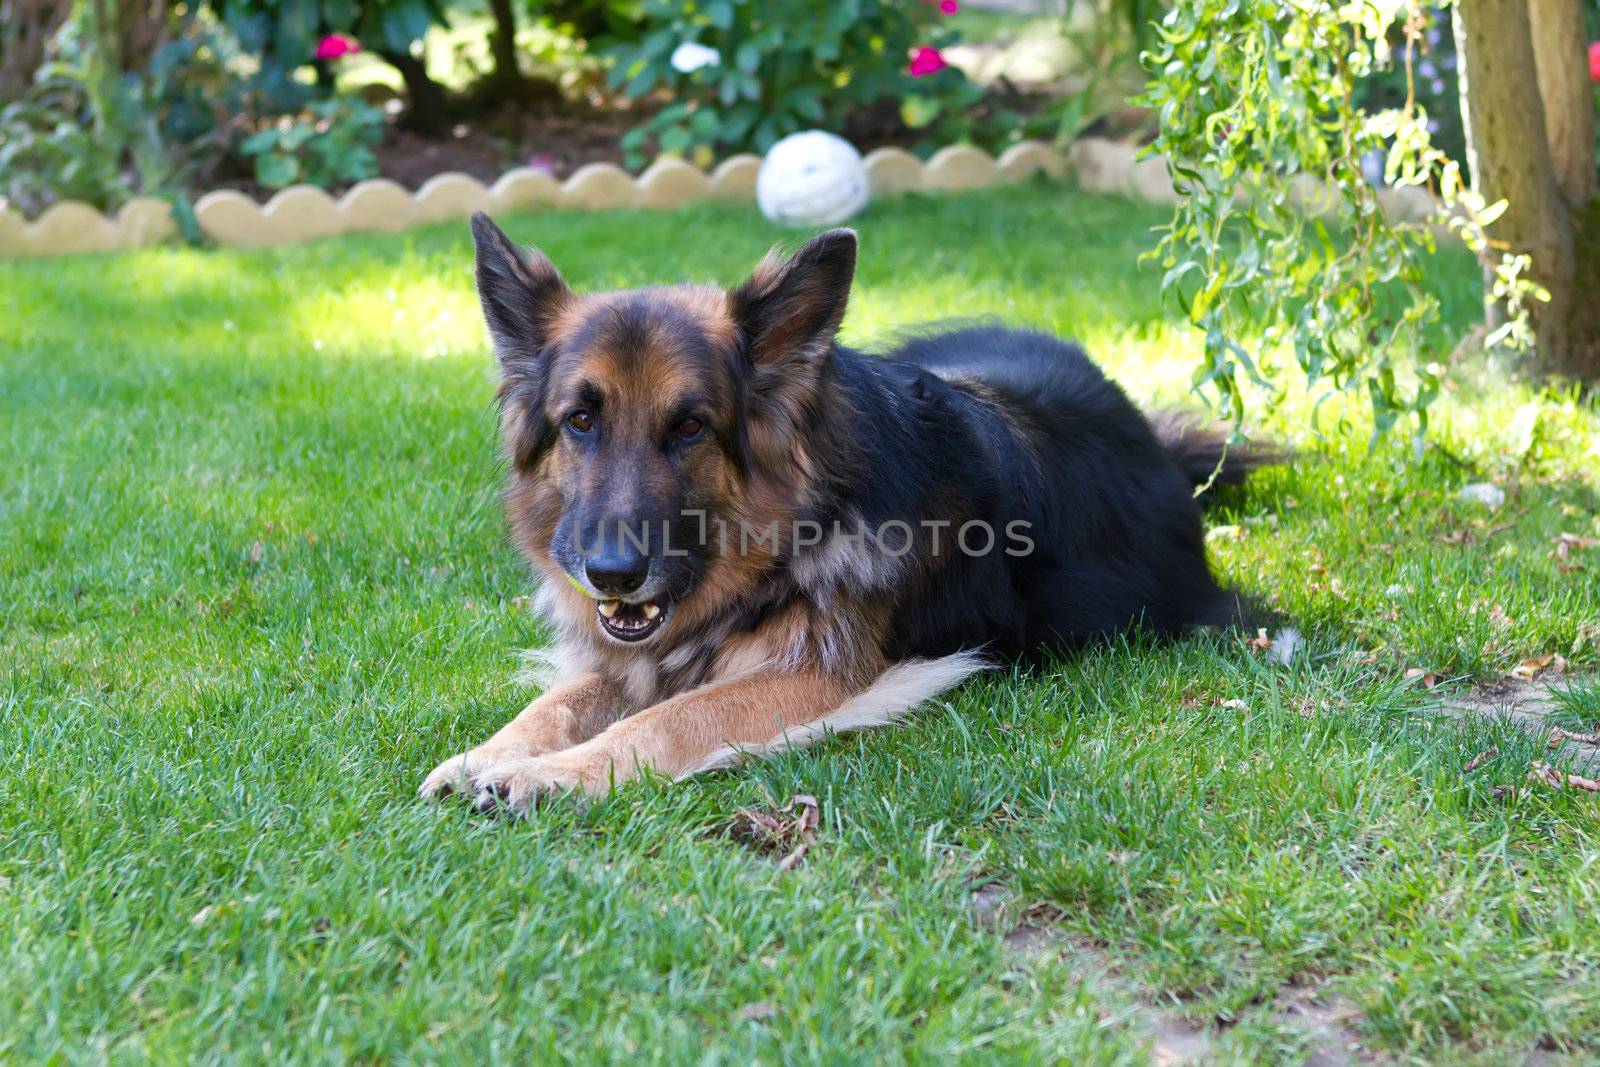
[470,212,572,366]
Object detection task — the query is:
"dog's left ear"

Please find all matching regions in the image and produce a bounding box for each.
[728,228,857,369]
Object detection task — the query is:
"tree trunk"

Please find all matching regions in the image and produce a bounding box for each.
[0,0,72,101]
[486,0,522,91]
[1454,0,1599,381]
[1528,0,1597,208]
[114,0,168,73]
[379,47,451,135]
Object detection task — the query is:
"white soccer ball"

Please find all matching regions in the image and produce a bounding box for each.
[756,130,870,228]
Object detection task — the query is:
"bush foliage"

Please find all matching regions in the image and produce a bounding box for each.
[608,0,981,165]
[239,95,385,189]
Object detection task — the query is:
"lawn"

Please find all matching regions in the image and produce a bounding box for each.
[3,183,1599,1063]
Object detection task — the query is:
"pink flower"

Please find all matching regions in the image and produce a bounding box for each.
[908,46,948,78]
[1589,41,1600,84]
[314,34,361,61]
[939,0,959,12]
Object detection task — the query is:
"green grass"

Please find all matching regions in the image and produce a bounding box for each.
[1548,677,1600,732]
[3,183,1599,1063]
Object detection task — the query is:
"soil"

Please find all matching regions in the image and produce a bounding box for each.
[206,90,646,203]
[373,92,643,188]
[206,80,1075,204]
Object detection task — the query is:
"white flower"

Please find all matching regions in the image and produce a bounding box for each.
[670,41,721,74]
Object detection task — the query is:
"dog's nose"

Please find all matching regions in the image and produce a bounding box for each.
[585,552,649,597]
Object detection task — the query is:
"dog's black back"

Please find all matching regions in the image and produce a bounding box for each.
[824,325,1251,664]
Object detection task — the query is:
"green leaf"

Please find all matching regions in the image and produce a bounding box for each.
[240,128,280,154]
[900,95,941,130]
[255,151,300,189]
[659,125,693,153]
[274,0,317,61]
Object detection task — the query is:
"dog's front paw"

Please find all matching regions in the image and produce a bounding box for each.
[419,751,499,800]
[467,750,616,813]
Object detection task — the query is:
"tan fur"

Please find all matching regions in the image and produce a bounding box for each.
[467,667,857,804]
[682,652,988,777]
[418,671,622,798]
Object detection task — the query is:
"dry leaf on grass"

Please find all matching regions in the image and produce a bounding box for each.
[1529,761,1600,793]
[738,1002,777,1022]
[1554,533,1600,562]
[1404,668,1440,688]
[1574,621,1600,656]
[1549,727,1600,747]
[1463,747,1498,773]
[722,794,820,869]
[1510,653,1567,681]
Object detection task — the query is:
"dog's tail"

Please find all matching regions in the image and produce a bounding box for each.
[677,651,988,779]
[1147,410,1288,492]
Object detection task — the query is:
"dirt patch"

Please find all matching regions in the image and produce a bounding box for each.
[1433,678,1600,775]
[203,93,645,203]
[209,76,1072,203]
[1273,990,1367,1067]
[968,884,1370,1065]
[961,677,1596,1063]
[373,95,643,188]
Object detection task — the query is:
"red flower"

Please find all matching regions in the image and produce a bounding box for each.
[908,46,948,78]
[939,0,959,12]
[315,33,361,61]
[1589,41,1600,84]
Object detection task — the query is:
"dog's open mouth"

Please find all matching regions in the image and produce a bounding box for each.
[596,599,668,642]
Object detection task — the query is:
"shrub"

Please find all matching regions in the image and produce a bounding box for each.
[608,0,981,166]
[208,0,453,131]
[238,95,386,189]
[0,4,381,217]
[0,3,191,216]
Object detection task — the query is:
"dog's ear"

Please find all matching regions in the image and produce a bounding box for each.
[470,212,572,366]
[728,228,856,369]
[472,212,570,468]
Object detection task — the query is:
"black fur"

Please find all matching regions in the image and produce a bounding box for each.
[814,325,1263,664]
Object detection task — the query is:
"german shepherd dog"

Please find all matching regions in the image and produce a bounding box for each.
[420,215,1272,810]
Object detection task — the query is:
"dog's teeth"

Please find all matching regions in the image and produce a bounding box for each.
[597,600,620,618]
[642,603,660,620]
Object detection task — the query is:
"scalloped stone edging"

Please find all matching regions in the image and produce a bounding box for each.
[0,138,1443,259]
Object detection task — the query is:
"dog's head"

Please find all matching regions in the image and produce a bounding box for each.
[470,212,857,647]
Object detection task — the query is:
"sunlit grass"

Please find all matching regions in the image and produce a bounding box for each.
[2,182,1598,1062]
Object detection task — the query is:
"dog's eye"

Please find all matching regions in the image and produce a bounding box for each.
[567,410,594,433]
[674,417,704,440]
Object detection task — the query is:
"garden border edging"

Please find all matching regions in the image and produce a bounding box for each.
[0,138,1433,258]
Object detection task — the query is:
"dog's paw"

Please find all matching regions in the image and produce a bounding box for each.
[419,751,497,800]
[467,751,613,813]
